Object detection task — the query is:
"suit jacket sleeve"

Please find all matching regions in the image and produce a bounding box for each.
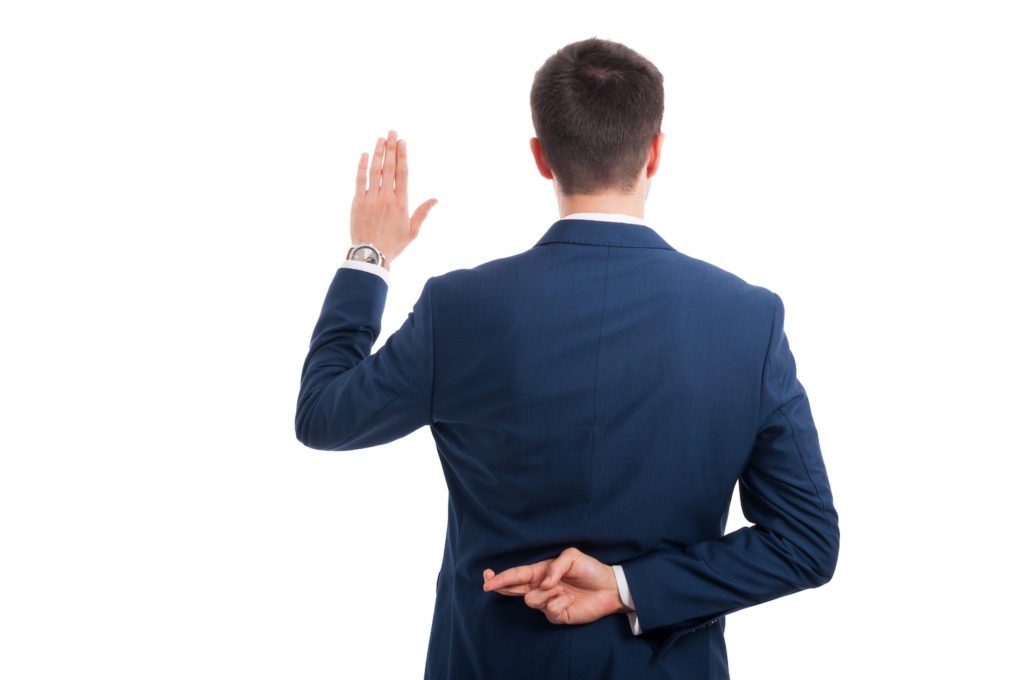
[295,267,435,450]
[618,292,840,638]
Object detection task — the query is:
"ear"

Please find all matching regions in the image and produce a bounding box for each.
[530,137,554,180]
[646,131,666,178]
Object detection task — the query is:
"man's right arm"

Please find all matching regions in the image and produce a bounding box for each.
[618,292,840,638]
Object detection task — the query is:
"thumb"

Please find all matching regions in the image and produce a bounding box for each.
[410,198,438,236]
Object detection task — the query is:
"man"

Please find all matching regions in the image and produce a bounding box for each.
[295,37,839,679]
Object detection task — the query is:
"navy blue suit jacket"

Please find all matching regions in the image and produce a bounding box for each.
[295,217,840,679]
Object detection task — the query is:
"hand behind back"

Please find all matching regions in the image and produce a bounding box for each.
[482,547,629,625]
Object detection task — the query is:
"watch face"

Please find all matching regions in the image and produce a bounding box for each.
[351,246,380,264]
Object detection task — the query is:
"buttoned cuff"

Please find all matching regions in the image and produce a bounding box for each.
[612,564,643,635]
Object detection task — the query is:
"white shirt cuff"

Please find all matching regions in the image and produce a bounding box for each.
[612,564,642,635]
[340,259,390,285]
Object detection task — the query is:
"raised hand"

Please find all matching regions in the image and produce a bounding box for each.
[350,129,438,267]
[481,547,630,626]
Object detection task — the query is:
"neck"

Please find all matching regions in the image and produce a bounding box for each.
[557,191,646,220]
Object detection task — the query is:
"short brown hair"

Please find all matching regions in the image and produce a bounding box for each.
[530,37,664,195]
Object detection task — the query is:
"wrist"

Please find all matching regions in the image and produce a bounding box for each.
[347,242,390,269]
[606,565,631,615]
[609,564,636,615]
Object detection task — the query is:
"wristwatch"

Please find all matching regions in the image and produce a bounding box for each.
[346,242,386,267]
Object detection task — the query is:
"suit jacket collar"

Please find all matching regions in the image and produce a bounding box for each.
[534,217,675,251]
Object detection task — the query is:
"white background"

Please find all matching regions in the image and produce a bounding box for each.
[2,1,1022,677]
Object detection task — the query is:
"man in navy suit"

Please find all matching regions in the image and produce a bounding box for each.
[296,37,839,679]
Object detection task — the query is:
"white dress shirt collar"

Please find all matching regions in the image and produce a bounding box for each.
[562,211,647,226]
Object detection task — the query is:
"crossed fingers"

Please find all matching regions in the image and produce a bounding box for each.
[481,555,578,625]
[483,547,583,594]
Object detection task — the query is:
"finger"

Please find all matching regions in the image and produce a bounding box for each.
[482,563,542,592]
[395,138,409,201]
[482,564,534,591]
[484,567,530,595]
[369,136,385,192]
[484,568,530,596]
[355,152,369,194]
[544,593,573,624]
[524,585,564,610]
[541,547,581,588]
[382,130,397,191]
[410,198,438,236]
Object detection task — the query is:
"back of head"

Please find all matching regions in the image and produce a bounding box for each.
[530,37,664,196]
